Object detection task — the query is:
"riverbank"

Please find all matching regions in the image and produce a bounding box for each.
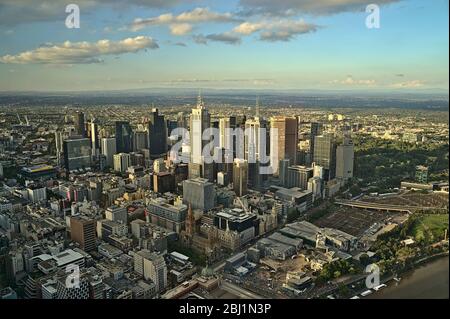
[366,255,449,299]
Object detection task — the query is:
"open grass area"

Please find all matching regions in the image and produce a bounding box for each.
[411,214,449,242]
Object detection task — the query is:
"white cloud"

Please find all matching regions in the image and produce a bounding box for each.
[391,80,425,88]
[0,36,159,64]
[0,0,186,26]
[130,7,237,32]
[239,0,401,16]
[169,23,193,35]
[234,19,318,41]
[330,76,376,86]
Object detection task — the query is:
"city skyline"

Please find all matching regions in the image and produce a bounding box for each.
[0,0,448,92]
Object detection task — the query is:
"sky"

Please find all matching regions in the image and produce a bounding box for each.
[0,0,448,92]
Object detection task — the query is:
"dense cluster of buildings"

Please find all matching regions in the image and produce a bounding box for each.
[0,94,360,299]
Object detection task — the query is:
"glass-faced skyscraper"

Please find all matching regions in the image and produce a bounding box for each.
[74,111,87,138]
[148,108,167,159]
[310,122,323,165]
[115,121,133,154]
[63,138,92,171]
[313,133,336,181]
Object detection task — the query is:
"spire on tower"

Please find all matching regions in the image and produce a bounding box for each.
[197,89,204,109]
[255,97,260,118]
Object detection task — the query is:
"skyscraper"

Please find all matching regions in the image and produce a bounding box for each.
[70,216,96,252]
[113,153,130,173]
[115,121,133,153]
[133,130,148,152]
[148,108,167,159]
[287,165,314,189]
[101,137,116,168]
[245,116,269,187]
[310,122,323,165]
[313,134,336,181]
[270,116,298,175]
[90,118,100,157]
[233,158,248,197]
[190,93,211,165]
[336,137,354,181]
[74,111,86,137]
[182,178,215,212]
[63,138,92,171]
[219,117,232,152]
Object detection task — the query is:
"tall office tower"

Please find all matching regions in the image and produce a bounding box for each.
[190,93,211,165]
[287,165,314,189]
[63,138,92,171]
[90,118,100,156]
[115,121,133,153]
[133,130,148,152]
[70,216,96,252]
[55,131,63,155]
[55,131,64,165]
[113,153,131,173]
[219,117,232,151]
[74,111,86,137]
[233,158,248,197]
[134,250,167,293]
[244,116,269,188]
[101,137,116,168]
[177,112,187,129]
[336,137,355,181]
[105,205,128,224]
[309,122,323,164]
[182,178,215,212]
[313,134,336,181]
[148,108,167,159]
[270,116,299,175]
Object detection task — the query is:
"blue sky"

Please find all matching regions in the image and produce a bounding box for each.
[0,0,448,92]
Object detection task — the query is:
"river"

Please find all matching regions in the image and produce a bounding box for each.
[367,256,449,299]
